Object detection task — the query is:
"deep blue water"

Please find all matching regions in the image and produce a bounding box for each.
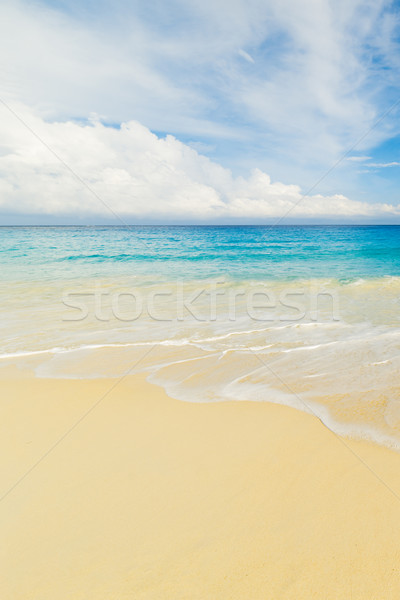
[0,225,399,281]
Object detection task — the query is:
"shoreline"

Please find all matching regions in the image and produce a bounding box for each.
[2,372,400,598]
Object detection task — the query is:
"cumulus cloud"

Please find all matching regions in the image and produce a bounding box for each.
[1,103,399,221]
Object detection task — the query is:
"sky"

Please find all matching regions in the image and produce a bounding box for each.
[1,0,400,223]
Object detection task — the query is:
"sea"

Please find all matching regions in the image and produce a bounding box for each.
[1,225,400,447]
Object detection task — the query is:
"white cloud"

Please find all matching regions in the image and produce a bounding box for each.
[0,103,399,221]
[0,0,258,138]
[347,156,372,162]
[238,49,255,64]
[368,162,400,168]
[0,0,399,172]
[234,0,400,163]
[0,1,400,218]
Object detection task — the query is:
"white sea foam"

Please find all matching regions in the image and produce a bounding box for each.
[0,347,66,359]
[2,273,400,451]
[281,341,339,353]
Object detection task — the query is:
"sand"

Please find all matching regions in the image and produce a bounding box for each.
[1,372,400,599]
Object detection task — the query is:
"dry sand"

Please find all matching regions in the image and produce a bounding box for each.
[1,372,400,599]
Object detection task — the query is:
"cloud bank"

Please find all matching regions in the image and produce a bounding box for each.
[1,103,399,222]
[1,0,400,216]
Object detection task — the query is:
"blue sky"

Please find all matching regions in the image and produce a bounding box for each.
[1,0,400,222]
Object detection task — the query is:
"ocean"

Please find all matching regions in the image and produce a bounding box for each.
[1,225,400,447]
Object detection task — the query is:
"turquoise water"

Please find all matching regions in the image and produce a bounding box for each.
[1,225,400,448]
[1,225,400,281]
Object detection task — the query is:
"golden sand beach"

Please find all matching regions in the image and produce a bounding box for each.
[2,371,400,599]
